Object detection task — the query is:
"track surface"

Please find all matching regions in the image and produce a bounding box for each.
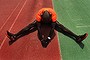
[0,0,61,60]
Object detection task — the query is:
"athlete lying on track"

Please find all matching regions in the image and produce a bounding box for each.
[7,8,88,48]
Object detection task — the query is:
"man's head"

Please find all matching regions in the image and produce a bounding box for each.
[41,10,52,23]
[36,8,57,23]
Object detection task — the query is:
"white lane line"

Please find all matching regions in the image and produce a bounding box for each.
[0,0,28,50]
[52,0,63,59]
[76,25,90,28]
[0,0,22,31]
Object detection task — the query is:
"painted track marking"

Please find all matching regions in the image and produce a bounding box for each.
[0,0,22,31]
[0,0,28,49]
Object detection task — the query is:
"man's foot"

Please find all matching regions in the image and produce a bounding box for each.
[76,33,88,43]
[9,40,16,45]
[7,31,17,41]
[7,31,17,45]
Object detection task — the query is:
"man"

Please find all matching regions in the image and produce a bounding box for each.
[7,8,88,48]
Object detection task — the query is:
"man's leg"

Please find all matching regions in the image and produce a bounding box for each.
[55,21,88,43]
[7,20,37,42]
[14,20,37,38]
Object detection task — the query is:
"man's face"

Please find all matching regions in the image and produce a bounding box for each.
[41,10,52,23]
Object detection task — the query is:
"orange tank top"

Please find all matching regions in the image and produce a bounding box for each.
[36,8,57,22]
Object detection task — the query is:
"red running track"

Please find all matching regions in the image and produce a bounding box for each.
[0,0,61,60]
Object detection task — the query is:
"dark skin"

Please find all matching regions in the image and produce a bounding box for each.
[7,11,87,48]
[7,20,79,48]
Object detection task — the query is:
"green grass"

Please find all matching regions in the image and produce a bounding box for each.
[53,0,90,60]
